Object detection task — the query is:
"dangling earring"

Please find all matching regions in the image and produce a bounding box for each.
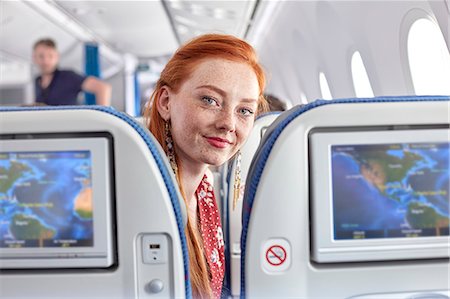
[232,150,242,211]
[165,121,178,175]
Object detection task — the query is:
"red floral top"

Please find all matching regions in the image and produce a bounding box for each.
[195,175,225,299]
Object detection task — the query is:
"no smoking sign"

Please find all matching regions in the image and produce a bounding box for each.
[266,245,286,266]
[262,239,291,272]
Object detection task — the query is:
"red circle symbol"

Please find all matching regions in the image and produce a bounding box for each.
[265,245,287,266]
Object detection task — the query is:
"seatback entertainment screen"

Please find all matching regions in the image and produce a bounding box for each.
[331,142,449,240]
[0,151,94,249]
[0,136,114,269]
[310,129,450,263]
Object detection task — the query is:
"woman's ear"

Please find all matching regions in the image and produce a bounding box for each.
[156,86,172,121]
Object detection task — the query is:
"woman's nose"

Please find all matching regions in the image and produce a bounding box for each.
[216,109,236,132]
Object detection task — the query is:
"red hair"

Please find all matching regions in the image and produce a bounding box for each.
[143,34,267,298]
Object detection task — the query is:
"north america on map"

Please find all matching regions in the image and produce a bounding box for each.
[331,143,449,240]
[0,151,93,248]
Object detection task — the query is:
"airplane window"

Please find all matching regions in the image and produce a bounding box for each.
[299,92,308,104]
[351,51,374,98]
[407,18,450,95]
[319,72,332,100]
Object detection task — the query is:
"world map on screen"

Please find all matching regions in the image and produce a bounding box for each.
[332,143,449,240]
[0,151,93,248]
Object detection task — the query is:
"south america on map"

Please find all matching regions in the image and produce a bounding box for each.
[331,142,449,240]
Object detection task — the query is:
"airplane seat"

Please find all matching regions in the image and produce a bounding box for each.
[224,111,281,298]
[240,96,450,299]
[0,106,191,299]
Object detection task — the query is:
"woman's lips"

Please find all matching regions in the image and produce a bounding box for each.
[205,137,232,149]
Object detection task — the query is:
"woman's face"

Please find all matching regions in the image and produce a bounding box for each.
[162,58,260,167]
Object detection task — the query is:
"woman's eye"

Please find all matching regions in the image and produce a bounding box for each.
[202,96,218,106]
[239,108,254,116]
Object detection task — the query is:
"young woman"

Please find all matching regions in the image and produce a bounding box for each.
[143,34,267,298]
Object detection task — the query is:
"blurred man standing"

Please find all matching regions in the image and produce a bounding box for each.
[33,38,111,106]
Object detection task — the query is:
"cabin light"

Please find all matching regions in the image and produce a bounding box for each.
[212,8,235,20]
[72,7,104,17]
[174,15,198,27]
[169,0,182,10]
[190,3,206,16]
[177,24,189,35]
[213,8,226,19]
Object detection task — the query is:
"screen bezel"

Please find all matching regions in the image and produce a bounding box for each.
[310,128,450,263]
[0,134,115,269]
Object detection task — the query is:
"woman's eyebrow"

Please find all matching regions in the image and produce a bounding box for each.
[240,98,258,104]
[196,85,226,97]
[196,84,258,103]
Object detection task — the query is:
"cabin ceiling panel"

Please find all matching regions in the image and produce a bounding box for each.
[2,0,259,62]
[55,0,179,57]
[165,0,257,43]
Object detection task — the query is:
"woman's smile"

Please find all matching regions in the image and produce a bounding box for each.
[204,136,233,149]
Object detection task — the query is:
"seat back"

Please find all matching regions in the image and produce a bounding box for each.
[225,112,281,297]
[241,96,450,299]
[0,106,191,299]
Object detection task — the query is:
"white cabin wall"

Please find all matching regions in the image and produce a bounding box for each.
[262,9,306,103]
[350,1,421,96]
[281,39,310,104]
[314,2,356,99]
[257,41,289,103]
[287,30,319,103]
[257,2,322,103]
[106,70,126,112]
[263,25,317,104]
[429,1,450,51]
[0,60,33,106]
[249,1,445,104]
[260,43,296,105]
[289,29,322,102]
